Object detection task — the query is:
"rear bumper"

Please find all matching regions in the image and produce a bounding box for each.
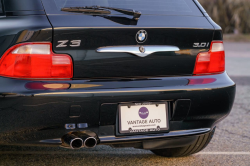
[0,72,235,147]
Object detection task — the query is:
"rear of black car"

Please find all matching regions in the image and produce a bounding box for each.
[0,0,235,157]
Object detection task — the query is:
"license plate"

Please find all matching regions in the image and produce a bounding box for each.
[118,102,169,134]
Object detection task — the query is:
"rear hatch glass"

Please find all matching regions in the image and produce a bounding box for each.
[44,0,203,16]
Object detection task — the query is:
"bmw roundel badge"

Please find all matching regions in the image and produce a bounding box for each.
[136,30,147,43]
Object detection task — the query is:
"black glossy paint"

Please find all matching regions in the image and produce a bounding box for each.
[5,11,45,16]
[0,0,4,15]
[3,0,44,11]
[40,0,217,79]
[0,0,235,149]
[0,73,235,144]
[213,30,223,41]
[172,99,191,121]
[0,35,15,58]
[49,15,214,78]
[0,15,52,58]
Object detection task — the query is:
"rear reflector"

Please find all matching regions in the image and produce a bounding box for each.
[25,82,70,90]
[193,41,225,75]
[188,78,216,85]
[0,43,73,79]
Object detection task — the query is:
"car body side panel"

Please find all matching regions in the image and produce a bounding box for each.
[0,35,15,58]
[0,15,52,58]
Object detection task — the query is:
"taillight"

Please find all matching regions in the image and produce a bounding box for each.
[0,43,73,79]
[193,41,225,75]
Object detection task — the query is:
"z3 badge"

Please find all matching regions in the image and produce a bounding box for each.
[56,40,81,47]
[193,42,210,48]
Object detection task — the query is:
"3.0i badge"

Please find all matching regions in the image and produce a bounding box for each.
[136,30,147,43]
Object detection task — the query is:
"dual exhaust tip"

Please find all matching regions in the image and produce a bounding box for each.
[61,131,99,149]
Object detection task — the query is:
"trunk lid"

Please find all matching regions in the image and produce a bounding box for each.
[41,0,215,79]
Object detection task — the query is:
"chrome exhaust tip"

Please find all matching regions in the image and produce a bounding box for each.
[61,131,99,149]
[72,131,99,149]
[61,134,83,149]
[83,137,97,148]
[70,138,83,149]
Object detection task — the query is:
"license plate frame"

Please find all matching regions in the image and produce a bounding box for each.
[118,102,169,135]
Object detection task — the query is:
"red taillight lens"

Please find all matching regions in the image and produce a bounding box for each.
[0,43,73,79]
[193,41,225,75]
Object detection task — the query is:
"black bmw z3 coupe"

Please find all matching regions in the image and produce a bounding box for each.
[0,0,235,157]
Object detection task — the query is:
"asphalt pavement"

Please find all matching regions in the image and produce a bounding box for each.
[0,42,250,166]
